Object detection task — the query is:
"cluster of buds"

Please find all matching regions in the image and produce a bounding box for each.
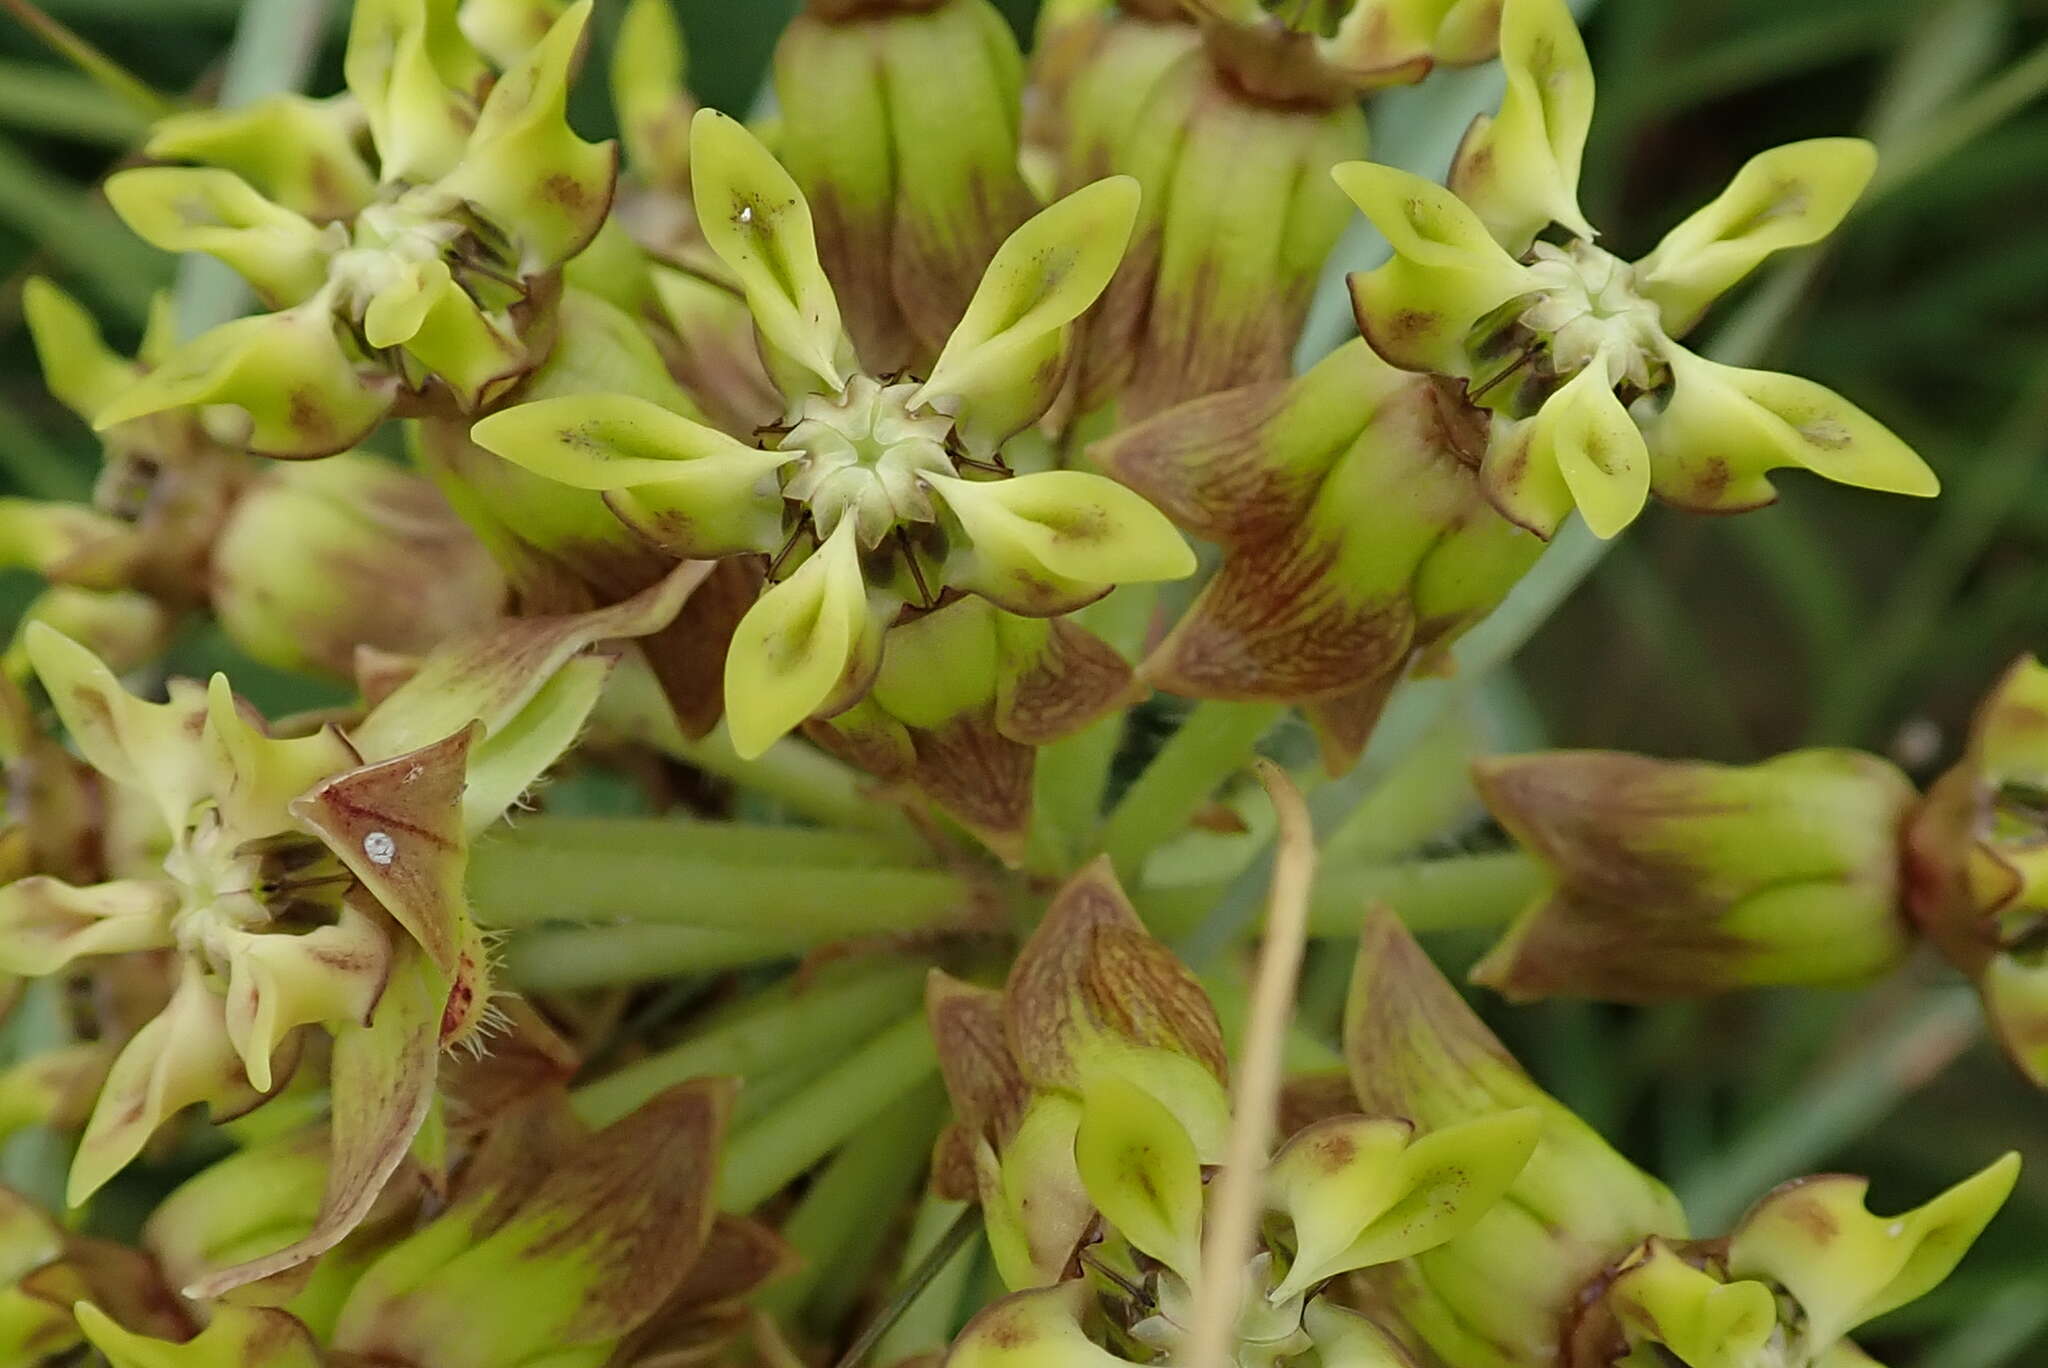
[0,565,701,1291]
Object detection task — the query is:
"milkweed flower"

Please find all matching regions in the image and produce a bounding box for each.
[0,566,701,1292]
[1338,0,1936,539]
[471,112,1190,851]
[93,0,616,457]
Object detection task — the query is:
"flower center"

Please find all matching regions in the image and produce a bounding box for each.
[1466,239,1670,417]
[163,810,351,969]
[776,375,956,549]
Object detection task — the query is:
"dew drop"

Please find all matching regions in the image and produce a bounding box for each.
[363,831,397,866]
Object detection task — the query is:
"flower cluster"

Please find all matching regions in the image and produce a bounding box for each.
[0,1,2027,1367]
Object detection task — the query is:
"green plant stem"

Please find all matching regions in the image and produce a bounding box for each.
[1101,701,1284,878]
[1307,849,1547,937]
[498,923,809,991]
[570,962,927,1127]
[1029,584,1154,874]
[757,1081,944,1328]
[1805,361,2048,744]
[488,816,904,867]
[1873,37,2048,203]
[1674,988,1981,1231]
[717,1012,937,1212]
[467,842,976,937]
[870,1193,981,1366]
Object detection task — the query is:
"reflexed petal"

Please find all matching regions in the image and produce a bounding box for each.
[1074,1072,1204,1279]
[689,109,856,394]
[1446,0,1597,252]
[145,93,376,222]
[470,394,787,559]
[1638,139,1877,335]
[723,520,888,759]
[24,623,209,832]
[21,277,139,422]
[1336,161,1531,377]
[925,470,1193,617]
[1643,344,1938,512]
[344,0,482,185]
[440,2,619,275]
[459,654,612,833]
[71,972,249,1207]
[913,177,1140,456]
[1727,1154,2021,1349]
[202,675,360,841]
[104,168,333,307]
[0,877,175,977]
[91,305,395,460]
[1300,1299,1415,1368]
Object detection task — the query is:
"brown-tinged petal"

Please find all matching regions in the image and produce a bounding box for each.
[927,970,1030,1155]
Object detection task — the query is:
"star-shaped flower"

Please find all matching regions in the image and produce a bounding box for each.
[1338,0,1936,539]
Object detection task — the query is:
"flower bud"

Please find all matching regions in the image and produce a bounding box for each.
[773,0,1037,373]
[1906,655,2048,1086]
[1099,340,1541,770]
[1472,748,1918,1002]
[2,1186,192,1364]
[211,453,506,680]
[4,587,170,679]
[1343,910,1686,1367]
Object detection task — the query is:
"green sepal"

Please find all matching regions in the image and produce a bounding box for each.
[92,302,396,459]
[914,177,1138,458]
[145,94,377,222]
[1301,1299,1416,1368]
[440,1,619,275]
[1267,1108,1541,1300]
[982,1093,1095,1290]
[1445,0,1596,252]
[1637,139,1876,336]
[926,470,1193,617]
[105,167,334,307]
[689,108,856,394]
[469,393,787,559]
[1725,1153,2022,1350]
[21,276,140,421]
[1642,343,1938,513]
[76,1303,325,1368]
[1073,1072,1205,1281]
[1336,161,1530,378]
[723,519,890,758]
[329,1080,731,1368]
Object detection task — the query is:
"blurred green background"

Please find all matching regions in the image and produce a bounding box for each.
[0,1,2045,1363]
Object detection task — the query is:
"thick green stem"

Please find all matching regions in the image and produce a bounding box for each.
[571,963,926,1127]
[1674,988,1980,1230]
[1029,585,1155,875]
[484,816,902,866]
[1147,850,1543,945]
[499,923,809,991]
[757,1081,944,1328]
[468,841,976,937]
[871,1193,982,1365]
[717,1013,938,1212]
[1101,701,1285,879]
